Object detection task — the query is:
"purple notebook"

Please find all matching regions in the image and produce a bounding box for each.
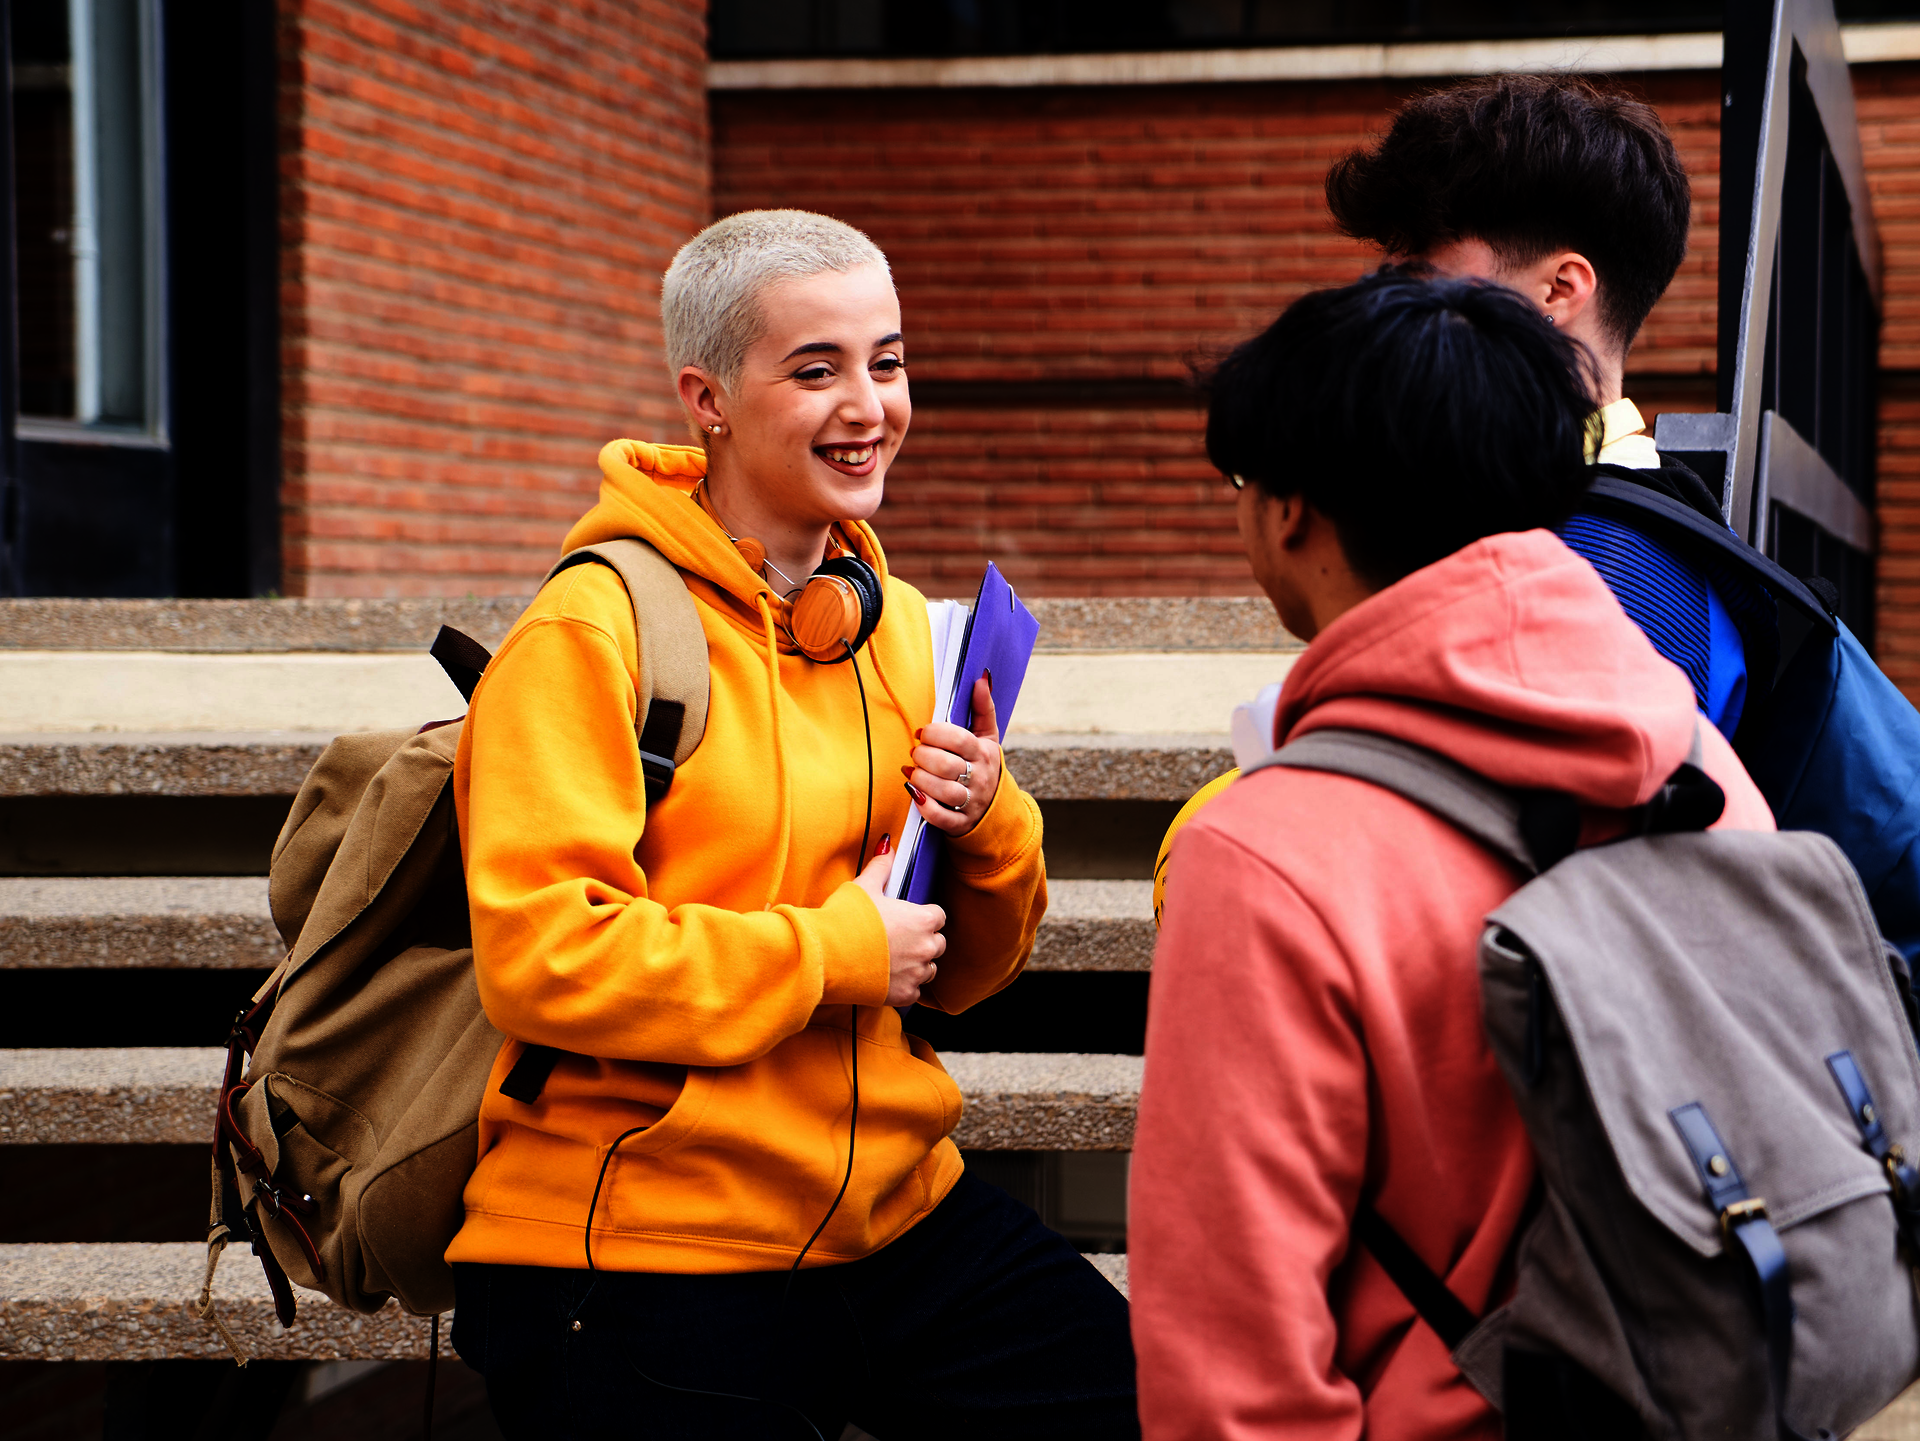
[897,564,1041,905]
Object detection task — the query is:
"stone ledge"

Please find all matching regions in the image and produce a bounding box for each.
[941,1052,1143,1151]
[0,1049,1141,1150]
[0,878,280,969]
[0,734,333,798]
[1029,881,1153,971]
[1007,734,1235,802]
[0,877,1150,972]
[0,734,1234,802]
[0,1243,430,1361]
[0,1048,225,1146]
[0,651,1289,738]
[0,1242,1127,1361]
[0,596,1292,654]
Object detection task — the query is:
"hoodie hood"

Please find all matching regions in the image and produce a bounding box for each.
[1275,529,1702,812]
[563,440,890,650]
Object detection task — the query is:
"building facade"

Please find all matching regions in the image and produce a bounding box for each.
[8,3,1920,694]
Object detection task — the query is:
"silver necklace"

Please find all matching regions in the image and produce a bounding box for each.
[693,482,822,596]
[761,555,805,594]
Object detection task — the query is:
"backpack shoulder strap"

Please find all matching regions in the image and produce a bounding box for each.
[1584,472,1837,637]
[500,540,710,1108]
[544,538,711,793]
[1243,728,1540,877]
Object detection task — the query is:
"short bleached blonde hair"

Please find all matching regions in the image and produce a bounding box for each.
[662,210,892,393]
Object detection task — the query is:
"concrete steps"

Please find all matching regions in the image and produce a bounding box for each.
[11,594,1920,1438]
[0,1243,1131,1362]
[0,876,1153,972]
[0,1049,1143,1151]
[0,596,1299,740]
[0,731,1236,802]
[0,594,1239,1407]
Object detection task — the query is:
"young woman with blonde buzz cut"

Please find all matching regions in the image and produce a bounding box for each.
[446,210,1138,1440]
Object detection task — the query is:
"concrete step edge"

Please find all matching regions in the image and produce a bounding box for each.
[0,877,1153,972]
[0,734,1235,801]
[0,1049,1142,1151]
[1,652,1298,739]
[0,1241,1128,1361]
[0,595,1294,655]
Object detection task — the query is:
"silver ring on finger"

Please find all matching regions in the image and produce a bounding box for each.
[958,763,973,789]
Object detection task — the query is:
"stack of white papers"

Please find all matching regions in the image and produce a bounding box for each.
[885,600,971,900]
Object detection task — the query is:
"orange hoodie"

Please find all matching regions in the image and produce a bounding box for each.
[1131,531,1774,1440]
[447,440,1046,1274]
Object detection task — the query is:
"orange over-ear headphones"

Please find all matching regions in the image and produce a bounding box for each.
[789,552,883,663]
[700,486,883,664]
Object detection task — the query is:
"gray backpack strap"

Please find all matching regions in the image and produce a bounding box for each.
[544,538,711,783]
[1243,728,1539,877]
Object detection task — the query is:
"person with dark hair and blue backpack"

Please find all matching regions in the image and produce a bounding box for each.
[1157,73,1920,970]
[1329,73,1920,964]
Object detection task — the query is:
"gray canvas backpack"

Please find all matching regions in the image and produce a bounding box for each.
[1248,728,1920,1441]
[203,540,709,1359]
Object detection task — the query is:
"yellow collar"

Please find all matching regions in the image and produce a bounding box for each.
[1589,397,1660,470]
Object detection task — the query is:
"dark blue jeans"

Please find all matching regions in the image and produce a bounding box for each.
[451,1171,1139,1440]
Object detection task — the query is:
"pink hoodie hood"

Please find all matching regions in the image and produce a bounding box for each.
[1277,528,1731,814]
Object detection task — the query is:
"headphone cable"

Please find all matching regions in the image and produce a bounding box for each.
[567,635,874,1436]
[780,638,872,1304]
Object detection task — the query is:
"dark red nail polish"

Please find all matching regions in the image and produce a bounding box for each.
[877,833,891,856]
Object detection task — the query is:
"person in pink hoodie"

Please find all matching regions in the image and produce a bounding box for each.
[1130,273,1776,1440]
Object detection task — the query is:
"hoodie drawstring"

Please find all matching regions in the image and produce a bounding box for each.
[865,638,920,747]
[755,594,795,911]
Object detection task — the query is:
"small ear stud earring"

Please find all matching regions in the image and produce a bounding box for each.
[707,424,723,434]
[1545,314,1556,326]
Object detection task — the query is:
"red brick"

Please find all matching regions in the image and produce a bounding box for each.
[281,0,707,597]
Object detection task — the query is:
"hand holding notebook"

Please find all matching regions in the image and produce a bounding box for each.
[887,564,1041,904]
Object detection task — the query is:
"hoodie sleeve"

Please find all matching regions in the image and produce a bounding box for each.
[1132,817,1370,1441]
[456,579,891,1070]
[917,755,1047,1015]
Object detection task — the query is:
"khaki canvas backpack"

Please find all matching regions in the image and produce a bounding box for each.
[199,541,709,1359]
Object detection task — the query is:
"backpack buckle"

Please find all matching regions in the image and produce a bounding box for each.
[1720,1196,1769,1240]
[1886,1145,1920,1202]
[253,1175,316,1220]
[640,749,676,805]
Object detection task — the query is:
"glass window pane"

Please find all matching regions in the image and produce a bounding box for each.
[12,5,75,418]
[11,0,159,431]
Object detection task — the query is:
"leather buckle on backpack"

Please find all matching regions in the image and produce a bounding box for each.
[1720,1196,1769,1240]
[252,1175,316,1221]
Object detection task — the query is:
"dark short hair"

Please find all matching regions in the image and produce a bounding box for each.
[1204,273,1598,586]
[1324,75,1691,349]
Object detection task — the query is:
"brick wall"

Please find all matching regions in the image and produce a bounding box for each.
[1858,66,1920,697]
[278,0,709,597]
[713,72,1726,599]
[711,66,1920,701]
[274,27,1920,682]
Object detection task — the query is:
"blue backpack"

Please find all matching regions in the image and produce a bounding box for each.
[1566,465,1920,969]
